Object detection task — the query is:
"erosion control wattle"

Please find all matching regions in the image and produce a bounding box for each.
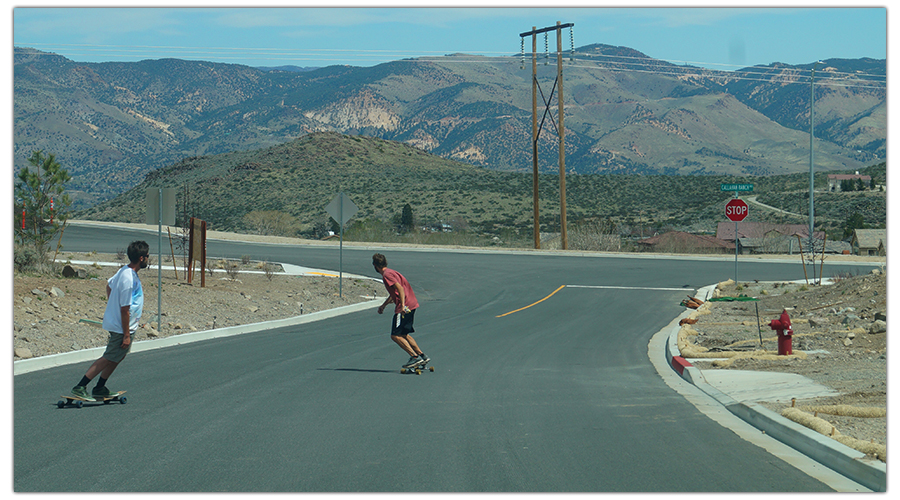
[768,309,793,355]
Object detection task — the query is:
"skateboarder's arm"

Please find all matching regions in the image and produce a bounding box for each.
[119,305,132,348]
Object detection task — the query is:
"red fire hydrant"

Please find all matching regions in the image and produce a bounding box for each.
[769,309,793,355]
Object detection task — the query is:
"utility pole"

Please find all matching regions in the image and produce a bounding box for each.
[520,21,574,250]
[556,22,568,250]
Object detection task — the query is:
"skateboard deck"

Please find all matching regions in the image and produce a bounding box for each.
[400,361,435,375]
[58,391,127,408]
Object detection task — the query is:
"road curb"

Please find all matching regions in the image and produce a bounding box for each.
[14,299,380,376]
[664,284,886,492]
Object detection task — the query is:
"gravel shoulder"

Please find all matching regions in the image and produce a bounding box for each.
[14,252,380,360]
[679,269,887,461]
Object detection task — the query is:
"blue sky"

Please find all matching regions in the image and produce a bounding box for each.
[11,3,887,71]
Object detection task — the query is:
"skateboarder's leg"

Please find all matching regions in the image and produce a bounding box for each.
[85,356,120,380]
[391,335,417,356]
[404,334,424,357]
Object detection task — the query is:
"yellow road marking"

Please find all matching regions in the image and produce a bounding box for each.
[496,285,567,318]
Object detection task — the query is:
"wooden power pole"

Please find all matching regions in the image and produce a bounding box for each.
[520,21,573,250]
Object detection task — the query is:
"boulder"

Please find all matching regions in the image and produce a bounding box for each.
[62,265,88,278]
[868,320,887,334]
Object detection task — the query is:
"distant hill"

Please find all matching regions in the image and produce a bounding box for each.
[76,132,886,240]
[14,45,885,210]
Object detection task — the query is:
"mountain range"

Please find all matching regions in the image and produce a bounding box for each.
[13,44,885,209]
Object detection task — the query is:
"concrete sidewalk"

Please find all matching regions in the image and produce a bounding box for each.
[663,284,886,492]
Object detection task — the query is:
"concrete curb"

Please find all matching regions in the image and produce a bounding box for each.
[664,284,886,492]
[14,300,380,376]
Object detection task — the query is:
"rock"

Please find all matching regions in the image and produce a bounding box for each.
[875,312,886,322]
[49,286,65,298]
[248,306,259,313]
[22,297,32,305]
[868,320,887,334]
[808,316,830,328]
[31,289,47,297]
[847,331,856,340]
[842,314,860,325]
[62,264,88,278]
[15,347,33,359]
[843,338,853,347]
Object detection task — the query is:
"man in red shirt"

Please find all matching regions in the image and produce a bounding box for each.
[373,253,429,369]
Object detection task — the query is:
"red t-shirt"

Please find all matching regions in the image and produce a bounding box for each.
[381,268,419,314]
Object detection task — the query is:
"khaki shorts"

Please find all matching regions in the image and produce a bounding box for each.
[101,331,132,363]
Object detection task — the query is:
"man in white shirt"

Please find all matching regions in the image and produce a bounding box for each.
[70,240,149,401]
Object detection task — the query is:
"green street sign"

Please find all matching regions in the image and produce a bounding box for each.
[721,183,754,192]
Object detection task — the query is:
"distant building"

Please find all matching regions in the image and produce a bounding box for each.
[638,231,733,254]
[716,222,827,255]
[851,229,886,256]
[827,173,871,192]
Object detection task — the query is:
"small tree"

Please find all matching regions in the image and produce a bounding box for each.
[14,151,72,268]
[842,212,868,239]
[400,203,415,233]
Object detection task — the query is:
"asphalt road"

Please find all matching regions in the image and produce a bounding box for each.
[13,225,879,492]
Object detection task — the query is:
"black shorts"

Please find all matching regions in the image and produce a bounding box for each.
[390,308,416,336]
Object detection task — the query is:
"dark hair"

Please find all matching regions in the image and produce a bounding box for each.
[127,241,150,264]
[372,253,387,269]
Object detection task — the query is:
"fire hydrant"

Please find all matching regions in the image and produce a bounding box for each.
[769,309,793,355]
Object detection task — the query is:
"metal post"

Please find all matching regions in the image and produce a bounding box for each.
[339,192,343,298]
[157,187,162,331]
[809,61,820,283]
[734,220,739,283]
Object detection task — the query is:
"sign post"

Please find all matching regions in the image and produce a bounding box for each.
[725,197,749,283]
[146,188,176,330]
[325,192,358,297]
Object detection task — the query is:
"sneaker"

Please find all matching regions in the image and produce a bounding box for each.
[418,354,430,365]
[92,386,111,398]
[403,356,423,369]
[71,386,96,401]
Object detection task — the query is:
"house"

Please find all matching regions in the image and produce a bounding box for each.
[852,229,886,256]
[827,173,872,192]
[638,231,734,254]
[716,222,827,254]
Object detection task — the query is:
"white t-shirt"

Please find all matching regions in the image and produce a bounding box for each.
[102,265,144,334]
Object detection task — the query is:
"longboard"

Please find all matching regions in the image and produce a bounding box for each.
[401,362,435,375]
[58,390,127,408]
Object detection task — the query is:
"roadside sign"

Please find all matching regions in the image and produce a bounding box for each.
[721,183,754,192]
[324,192,359,298]
[325,192,358,225]
[725,198,749,222]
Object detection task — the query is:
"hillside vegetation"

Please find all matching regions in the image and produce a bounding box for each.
[76,132,885,247]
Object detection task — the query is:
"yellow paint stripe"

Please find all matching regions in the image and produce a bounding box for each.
[496,285,567,318]
[309,272,339,277]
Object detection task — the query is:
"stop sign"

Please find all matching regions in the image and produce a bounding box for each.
[725,198,749,222]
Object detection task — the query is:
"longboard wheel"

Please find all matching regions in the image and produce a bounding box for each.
[415,369,421,375]
[75,401,83,409]
[57,400,65,408]
[103,399,110,405]
[429,366,435,372]
[119,396,127,404]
